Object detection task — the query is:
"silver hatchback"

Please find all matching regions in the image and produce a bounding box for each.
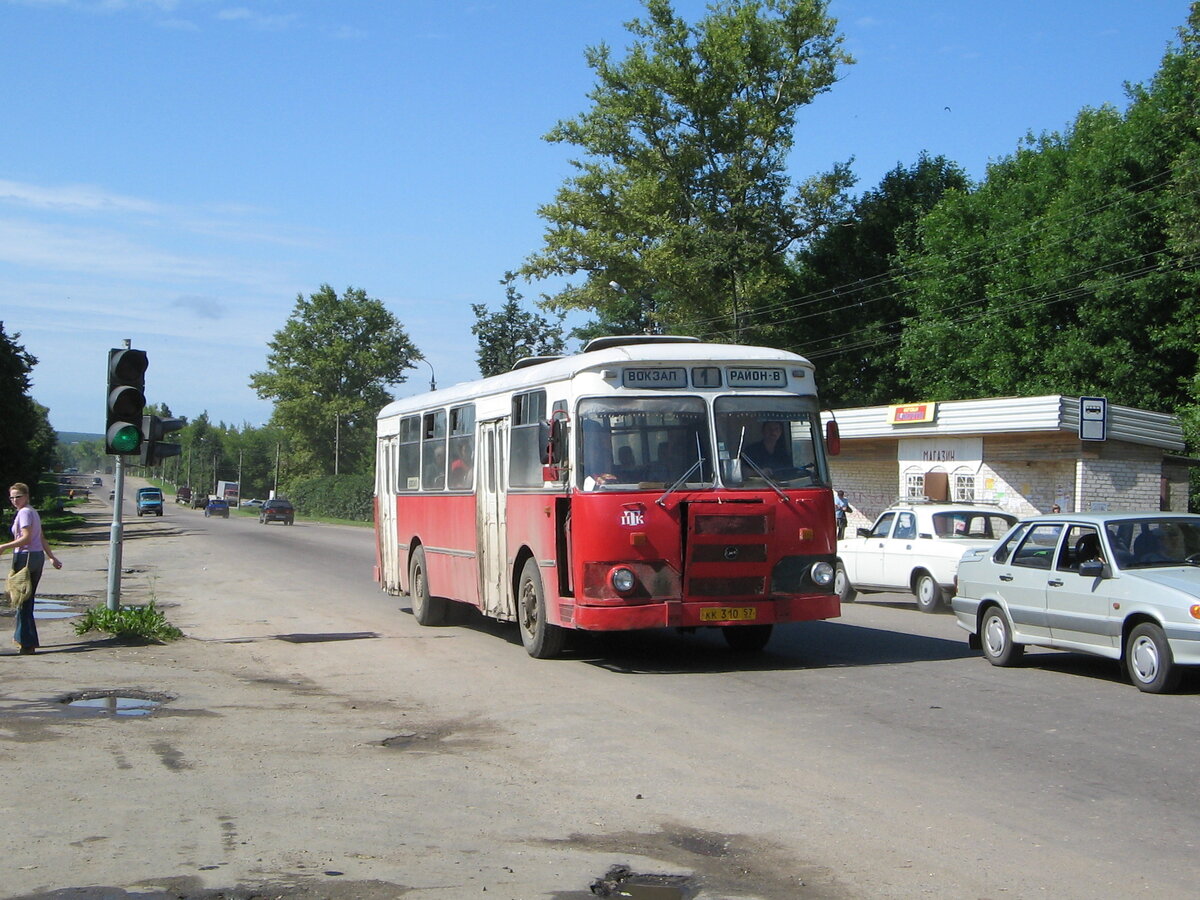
[952,512,1200,693]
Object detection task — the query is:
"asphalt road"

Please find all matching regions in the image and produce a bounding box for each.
[2,481,1197,899]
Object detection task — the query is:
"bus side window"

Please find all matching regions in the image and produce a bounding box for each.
[448,404,476,490]
[422,409,447,491]
[510,390,547,487]
[398,416,421,491]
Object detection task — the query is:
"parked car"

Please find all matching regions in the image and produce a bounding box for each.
[836,501,1017,612]
[135,487,164,517]
[192,493,209,509]
[953,512,1200,693]
[204,498,230,519]
[241,498,265,509]
[176,486,192,505]
[259,498,294,525]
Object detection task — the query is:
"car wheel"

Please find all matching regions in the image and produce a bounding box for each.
[722,624,773,652]
[914,572,945,613]
[1125,622,1181,693]
[408,547,447,626]
[834,563,856,603]
[980,605,1023,666]
[517,557,565,659]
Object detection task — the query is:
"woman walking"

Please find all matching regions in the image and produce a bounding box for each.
[2,482,63,654]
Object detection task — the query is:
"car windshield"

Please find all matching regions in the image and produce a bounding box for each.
[931,511,1016,539]
[1104,517,1200,568]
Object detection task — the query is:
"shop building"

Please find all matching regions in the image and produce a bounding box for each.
[825,395,1189,533]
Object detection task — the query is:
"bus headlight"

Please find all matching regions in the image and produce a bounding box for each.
[609,566,637,594]
[810,561,834,587]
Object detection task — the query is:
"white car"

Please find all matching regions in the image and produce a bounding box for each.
[836,502,1017,612]
[953,512,1200,693]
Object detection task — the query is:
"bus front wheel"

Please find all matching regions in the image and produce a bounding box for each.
[409,547,448,626]
[517,558,565,659]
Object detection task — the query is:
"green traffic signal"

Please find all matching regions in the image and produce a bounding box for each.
[105,347,148,456]
[107,422,142,454]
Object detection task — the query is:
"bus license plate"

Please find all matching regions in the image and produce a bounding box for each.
[700,607,757,622]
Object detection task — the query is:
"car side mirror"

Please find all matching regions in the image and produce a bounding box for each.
[856,527,871,538]
[1078,560,1107,578]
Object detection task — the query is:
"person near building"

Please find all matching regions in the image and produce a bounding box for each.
[834,489,852,540]
[2,483,64,655]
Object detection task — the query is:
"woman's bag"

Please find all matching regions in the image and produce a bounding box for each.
[4,565,34,608]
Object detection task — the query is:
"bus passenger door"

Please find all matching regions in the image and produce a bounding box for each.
[377,436,401,593]
[477,420,510,619]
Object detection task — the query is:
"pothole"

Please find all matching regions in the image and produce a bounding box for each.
[35,599,81,620]
[590,865,697,899]
[61,689,174,717]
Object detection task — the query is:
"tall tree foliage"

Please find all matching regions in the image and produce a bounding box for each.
[471,284,567,377]
[896,6,1200,411]
[0,322,55,500]
[250,285,418,479]
[782,153,969,407]
[519,0,854,341]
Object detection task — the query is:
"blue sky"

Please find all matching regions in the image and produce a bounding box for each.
[2,0,1190,434]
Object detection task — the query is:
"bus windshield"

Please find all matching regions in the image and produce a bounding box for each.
[714,395,829,489]
[578,397,712,490]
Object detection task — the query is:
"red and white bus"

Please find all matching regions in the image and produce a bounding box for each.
[374,335,841,657]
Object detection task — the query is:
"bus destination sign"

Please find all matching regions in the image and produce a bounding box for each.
[728,367,786,388]
[622,367,687,388]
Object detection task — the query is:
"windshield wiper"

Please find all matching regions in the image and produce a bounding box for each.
[656,458,708,507]
[737,454,790,503]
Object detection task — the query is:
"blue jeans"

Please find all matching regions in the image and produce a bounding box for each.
[11,550,43,650]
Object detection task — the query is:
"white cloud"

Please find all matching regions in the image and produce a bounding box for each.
[0,179,161,214]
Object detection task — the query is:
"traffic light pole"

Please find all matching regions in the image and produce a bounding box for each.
[106,455,126,610]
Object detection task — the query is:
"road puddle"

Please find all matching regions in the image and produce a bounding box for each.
[62,689,172,717]
[34,599,78,620]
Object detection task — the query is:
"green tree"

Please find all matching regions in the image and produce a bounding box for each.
[782,153,969,407]
[519,0,854,342]
[471,283,568,377]
[250,285,418,478]
[0,322,56,500]
[896,5,1200,411]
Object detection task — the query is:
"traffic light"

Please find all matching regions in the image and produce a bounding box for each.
[140,415,186,467]
[106,348,148,455]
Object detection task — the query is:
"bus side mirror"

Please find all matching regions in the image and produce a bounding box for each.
[541,416,569,480]
[825,419,841,456]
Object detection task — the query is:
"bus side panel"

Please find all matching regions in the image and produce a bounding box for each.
[505,491,566,625]
[399,494,483,608]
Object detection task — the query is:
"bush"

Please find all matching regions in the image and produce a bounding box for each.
[74,601,183,643]
[286,473,373,521]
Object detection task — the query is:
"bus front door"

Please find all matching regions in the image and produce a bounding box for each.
[477,420,510,619]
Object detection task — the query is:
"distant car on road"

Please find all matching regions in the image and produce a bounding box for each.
[136,487,164,517]
[836,501,1017,612]
[241,498,265,508]
[192,493,209,509]
[204,498,230,519]
[92,476,103,486]
[953,511,1200,693]
[259,498,294,525]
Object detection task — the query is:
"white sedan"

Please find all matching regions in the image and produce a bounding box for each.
[836,503,1016,612]
[952,512,1200,693]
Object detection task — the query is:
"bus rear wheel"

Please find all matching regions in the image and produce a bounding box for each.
[409,547,448,626]
[517,558,565,659]
[722,624,773,652]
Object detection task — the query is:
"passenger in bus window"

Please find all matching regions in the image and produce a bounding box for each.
[581,420,616,489]
[742,421,791,474]
[449,441,473,489]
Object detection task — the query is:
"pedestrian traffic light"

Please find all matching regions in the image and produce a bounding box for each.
[140,415,186,467]
[106,348,148,455]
